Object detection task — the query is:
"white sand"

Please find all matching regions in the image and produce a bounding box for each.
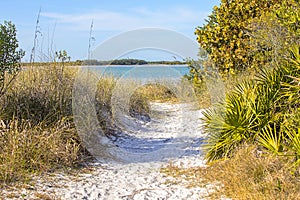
[2,102,227,200]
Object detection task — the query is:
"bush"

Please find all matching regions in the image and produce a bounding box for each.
[195,0,280,74]
[0,21,25,97]
[202,46,300,162]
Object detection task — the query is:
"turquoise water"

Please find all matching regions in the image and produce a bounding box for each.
[83,65,189,79]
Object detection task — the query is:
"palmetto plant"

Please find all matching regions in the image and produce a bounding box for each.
[258,123,283,155]
[203,80,260,161]
[284,112,300,162]
[203,45,300,162]
[280,46,300,163]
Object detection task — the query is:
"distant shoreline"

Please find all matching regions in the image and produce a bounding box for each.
[79,64,188,67]
[22,59,188,67]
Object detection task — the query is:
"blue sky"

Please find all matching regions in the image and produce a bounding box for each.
[1,0,220,61]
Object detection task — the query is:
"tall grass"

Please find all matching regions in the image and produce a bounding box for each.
[0,64,83,183]
[0,119,80,182]
[1,65,76,123]
[0,63,179,183]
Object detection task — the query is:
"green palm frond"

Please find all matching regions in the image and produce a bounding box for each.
[283,109,300,161]
[258,123,283,155]
[203,46,300,162]
[203,80,260,161]
[286,128,300,157]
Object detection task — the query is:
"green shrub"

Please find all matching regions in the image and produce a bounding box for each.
[0,21,25,97]
[195,0,280,74]
[203,46,300,162]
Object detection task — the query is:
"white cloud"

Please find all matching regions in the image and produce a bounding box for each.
[41,7,208,32]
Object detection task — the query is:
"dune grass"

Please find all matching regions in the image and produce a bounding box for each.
[135,83,177,103]
[0,63,181,184]
[0,118,80,183]
[0,65,83,183]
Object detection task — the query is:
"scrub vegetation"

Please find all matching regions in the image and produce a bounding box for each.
[164,0,300,199]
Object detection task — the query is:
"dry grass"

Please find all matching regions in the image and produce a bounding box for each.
[136,83,177,103]
[0,65,83,184]
[161,145,300,200]
[0,65,93,184]
[0,64,177,184]
[0,118,81,183]
[1,64,77,123]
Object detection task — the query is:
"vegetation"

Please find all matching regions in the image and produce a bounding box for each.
[0,63,82,183]
[22,59,187,67]
[203,46,300,161]
[1,1,299,198]
[0,62,176,183]
[135,84,177,102]
[83,58,148,65]
[0,118,80,183]
[0,21,169,183]
[0,65,168,183]
[82,59,186,65]
[0,21,25,97]
[194,0,282,74]
[201,0,300,162]
[162,145,300,199]
[162,0,300,199]
[0,20,178,182]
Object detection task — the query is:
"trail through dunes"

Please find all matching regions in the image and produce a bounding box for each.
[1,102,225,200]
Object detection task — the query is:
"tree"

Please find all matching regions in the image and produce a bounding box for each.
[195,0,280,74]
[249,0,300,66]
[0,21,25,96]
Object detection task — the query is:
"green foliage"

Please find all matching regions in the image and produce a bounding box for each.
[83,59,148,65]
[82,59,186,66]
[194,0,300,162]
[258,123,283,155]
[203,46,300,162]
[274,0,300,36]
[195,0,279,74]
[284,111,300,162]
[185,59,206,89]
[55,50,70,63]
[203,80,259,160]
[249,0,300,67]
[0,21,25,96]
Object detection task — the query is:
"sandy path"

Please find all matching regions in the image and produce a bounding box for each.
[2,102,218,200]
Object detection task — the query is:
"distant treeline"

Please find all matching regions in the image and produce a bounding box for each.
[83,59,148,65]
[22,59,187,66]
[82,59,187,65]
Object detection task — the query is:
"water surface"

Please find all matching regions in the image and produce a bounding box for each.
[83,65,189,79]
